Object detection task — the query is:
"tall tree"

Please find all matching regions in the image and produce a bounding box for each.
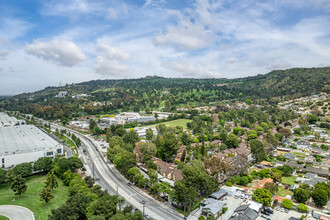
[11,175,27,199]
[249,139,266,163]
[172,180,197,214]
[225,133,240,148]
[40,186,54,206]
[252,188,272,206]
[46,171,58,192]
[146,128,153,141]
[33,157,53,173]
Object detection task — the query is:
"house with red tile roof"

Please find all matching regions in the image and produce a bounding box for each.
[253,178,273,190]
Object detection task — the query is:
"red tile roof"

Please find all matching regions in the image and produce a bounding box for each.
[253,178,273,189]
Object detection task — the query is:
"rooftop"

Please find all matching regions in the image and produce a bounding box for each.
[0,112,19,127]
[0,125,61,156]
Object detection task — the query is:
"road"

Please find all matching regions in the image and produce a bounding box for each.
[0,205,35,220]
[49,122,183,220]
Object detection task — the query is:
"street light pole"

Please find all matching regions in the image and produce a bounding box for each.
[92,163,95,181]
[141,200,146,217]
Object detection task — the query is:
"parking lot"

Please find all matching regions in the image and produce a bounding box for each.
[221,196,244,220]
[256,206,303,220]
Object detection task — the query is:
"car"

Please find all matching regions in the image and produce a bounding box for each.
[276,206,280,211]
[280,208,285,212]
[261,211,269,216]
[240,195,245,199]
[289,185,294,191]
[285,185,289,189]
[289,217,299,220]
[127,182,132,186]
[265,207,273,213]
[261,214,268,219]
[265,209,273,214]
[285,209,289,213]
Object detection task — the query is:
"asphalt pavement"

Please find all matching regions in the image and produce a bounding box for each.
[0,205,35,220]
[51,123,183,220]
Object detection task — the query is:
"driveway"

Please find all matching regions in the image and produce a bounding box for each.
[0,205,35,220]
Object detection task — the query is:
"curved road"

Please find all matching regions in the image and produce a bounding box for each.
[49,122,183,220]
[0,205,35,220]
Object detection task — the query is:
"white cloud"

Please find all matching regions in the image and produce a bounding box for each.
[153,18,215,50]
[94,43,130,76]
[143,0,166,8]
[96,43,130,60]
[41,0,102,18]
[0,18,33,40]
[163,61,220,78]
[0,49,8,60]
[25,40,87,66]
[107,3,128,20]
[95,56,128,76]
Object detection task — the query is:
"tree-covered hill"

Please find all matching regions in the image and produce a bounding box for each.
[1,67,329,118]
[225,67,330,98]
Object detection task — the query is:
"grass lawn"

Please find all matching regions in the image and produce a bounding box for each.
[149,119,192,130]
[276,186,294,197]
[276,150,287,155]
[282,176,297,185]
[292,152,306,157]
[0,174,69,220]
[0,216,9,220]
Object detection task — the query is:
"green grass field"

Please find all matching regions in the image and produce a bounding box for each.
[0,174,69,220]
[149,119,192,130]
[282,176,297,185]
[0,216,9,220]
[276,186,294,197]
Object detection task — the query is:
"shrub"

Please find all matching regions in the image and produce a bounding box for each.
[297,203,308,212]
[282,199,293,209]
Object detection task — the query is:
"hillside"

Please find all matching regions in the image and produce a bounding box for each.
[1,67,329,119]
[225,67,330,98]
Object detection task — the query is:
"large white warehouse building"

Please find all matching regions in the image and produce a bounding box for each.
[0,113,63,168]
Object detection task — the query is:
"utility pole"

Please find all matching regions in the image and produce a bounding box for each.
[141,200,146,217]
[92,163,95,181]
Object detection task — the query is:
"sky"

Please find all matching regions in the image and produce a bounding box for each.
[0,0,330,95]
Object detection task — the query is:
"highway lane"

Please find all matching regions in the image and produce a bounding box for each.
[50,123,183,220]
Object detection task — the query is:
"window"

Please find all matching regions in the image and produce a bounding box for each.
[1,158,4,163]
[57,149,62,154]
[46,152,53,156]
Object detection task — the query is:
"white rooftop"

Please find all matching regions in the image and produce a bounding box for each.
[0,124,61,156]
[0,112,19,127]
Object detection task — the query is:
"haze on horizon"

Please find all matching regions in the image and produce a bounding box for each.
[1,0,330,95]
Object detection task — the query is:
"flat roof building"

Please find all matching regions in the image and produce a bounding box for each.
[0,112,25,127]
[0,124,63,168]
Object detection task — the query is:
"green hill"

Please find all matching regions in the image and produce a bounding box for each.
[1,67,329,119]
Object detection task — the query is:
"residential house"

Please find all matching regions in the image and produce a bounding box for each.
[152,157,183,181]
[230,204,259,220]
[283,153,296,160]
[174,145,186,162]
[253,178,273,190]
[201,199,225,218]
[209,189,227,200]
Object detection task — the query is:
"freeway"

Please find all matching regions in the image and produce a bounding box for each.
[49,123,183,220]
